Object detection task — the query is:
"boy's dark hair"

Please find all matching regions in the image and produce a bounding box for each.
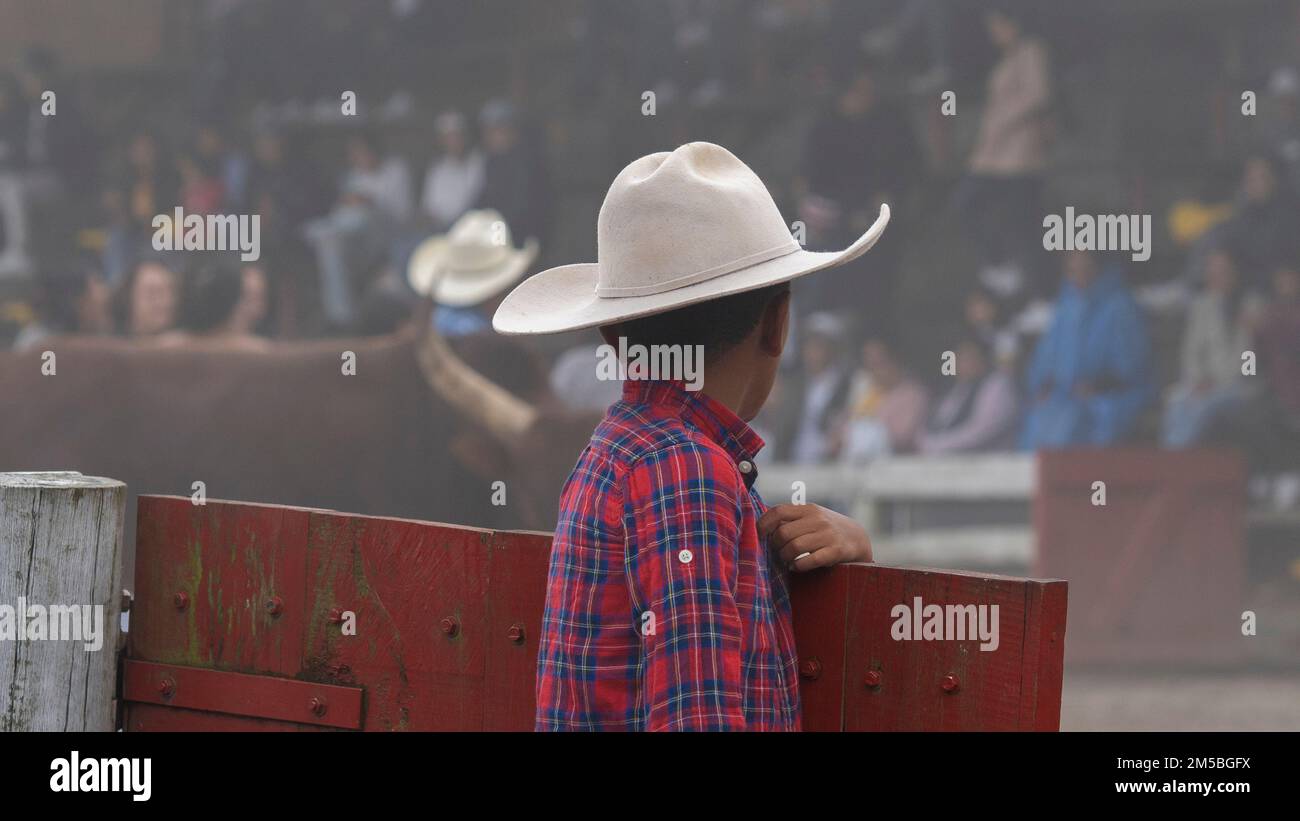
[610,282,790,362]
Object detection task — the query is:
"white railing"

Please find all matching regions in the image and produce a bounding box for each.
[755,453,1037,569]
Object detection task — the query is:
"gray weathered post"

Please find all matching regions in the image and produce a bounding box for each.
[0,471,125,731]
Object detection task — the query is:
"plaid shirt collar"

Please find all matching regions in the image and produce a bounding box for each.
[621,380,765,482]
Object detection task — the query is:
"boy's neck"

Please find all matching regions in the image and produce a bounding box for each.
[696,351,761,422]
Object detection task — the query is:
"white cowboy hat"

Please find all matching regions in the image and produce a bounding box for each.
[407,209,539,307]
[493,141,889,335]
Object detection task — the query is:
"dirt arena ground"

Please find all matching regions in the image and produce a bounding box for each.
[1060,670,1300,731]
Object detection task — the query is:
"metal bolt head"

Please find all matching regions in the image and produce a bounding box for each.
[941,673,960,693]
[864,669,882,688]
[265,596,284,617]
[158,677,175,698]
[440,617,459,637]
[799,658,822,680]
[506,623,525,644]
[173,591,189,611]
[308,697,327,717]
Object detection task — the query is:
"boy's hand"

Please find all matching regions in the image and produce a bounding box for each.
[757,504,873,572]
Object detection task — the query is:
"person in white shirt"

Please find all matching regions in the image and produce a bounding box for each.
[787,312,853,464]
[421,111,485,232]
[304,132,413,327]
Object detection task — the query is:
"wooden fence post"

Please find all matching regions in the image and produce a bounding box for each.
[0,471,126,731]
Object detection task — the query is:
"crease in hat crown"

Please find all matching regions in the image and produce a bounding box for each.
[593,142,802,298]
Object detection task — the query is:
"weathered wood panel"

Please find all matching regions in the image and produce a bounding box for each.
[303,510,493,730]
[0,471,125,731]
[790,565,1066,731]
[482,530,552,731]
[125,496,1068,731]
[131,498,311,675]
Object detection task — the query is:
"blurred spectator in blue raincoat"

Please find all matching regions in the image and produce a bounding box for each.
[1021,250,1154,448]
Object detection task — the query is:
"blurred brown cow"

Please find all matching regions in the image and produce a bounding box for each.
[0,319,599,575]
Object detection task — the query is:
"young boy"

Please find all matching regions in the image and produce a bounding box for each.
[494,142,890,731]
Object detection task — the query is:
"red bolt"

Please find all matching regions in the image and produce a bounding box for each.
[506,623,525,644]
[941,673,960,693]
[173,591,189,611]
[308,697,327,717]
[158,677,175,698]
[441,617,459,637]
[799,658,822,680]
[265,596,283,617]
[864,669,882,688]
[327,608,345,624]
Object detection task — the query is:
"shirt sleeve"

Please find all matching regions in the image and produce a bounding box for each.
[621,441,746,731]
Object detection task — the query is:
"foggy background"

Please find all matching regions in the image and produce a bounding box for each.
[0,0,1297,730]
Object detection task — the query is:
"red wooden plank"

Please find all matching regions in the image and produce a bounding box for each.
[789,565,1066,731]
[789,566,850,731]
[128,496,1069,732]
[130,496,310,675]
[1019,580,1068,731]
[122,659,363,729]
[840,567,1034,731]
[124,703,333,732]
[302,511,492,731]
[482,530,552,731]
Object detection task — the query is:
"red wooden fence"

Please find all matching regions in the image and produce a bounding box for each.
[123,495,1067,731]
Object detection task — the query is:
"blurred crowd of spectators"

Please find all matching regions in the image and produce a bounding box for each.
[1,0,1297,507]
[753,2,1300,510]
[3,87,549,343]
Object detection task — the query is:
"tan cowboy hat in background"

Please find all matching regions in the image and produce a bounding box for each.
[408,209,539,307]
[493,141,889,335]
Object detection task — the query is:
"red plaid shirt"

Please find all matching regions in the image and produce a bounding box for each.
[535,379,801,731]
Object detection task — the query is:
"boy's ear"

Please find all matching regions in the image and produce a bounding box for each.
[758,290,791,357]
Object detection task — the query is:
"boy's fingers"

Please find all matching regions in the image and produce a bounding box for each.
[757,504,810,537]
[769,517,822,549]
[779,532,827,565]
[791,543,844,572]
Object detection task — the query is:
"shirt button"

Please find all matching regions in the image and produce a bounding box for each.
[678,549,693,564]
[738,460,753,474]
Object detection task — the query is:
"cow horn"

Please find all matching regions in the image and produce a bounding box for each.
[415,303,539,441]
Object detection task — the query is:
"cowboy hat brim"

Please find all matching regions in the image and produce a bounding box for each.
[493,204,889,335]
[408,236,539,308]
